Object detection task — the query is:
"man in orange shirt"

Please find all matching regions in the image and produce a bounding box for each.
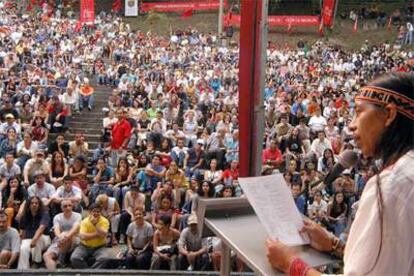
[79,78,94,111]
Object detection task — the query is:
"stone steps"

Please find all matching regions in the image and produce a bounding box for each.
[72,111,106,117]
[70,127,103,135]
[71,116,104,123]
[70,122,103,128]
[64,80,109,151]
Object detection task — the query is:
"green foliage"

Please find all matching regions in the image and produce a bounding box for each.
[145,11,170,25]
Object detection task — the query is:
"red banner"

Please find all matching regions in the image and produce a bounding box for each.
[322,0,336,27]
[141,0,227,13]
[80,0,95,24]
[224,14,320,28]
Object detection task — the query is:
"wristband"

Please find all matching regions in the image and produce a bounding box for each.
[289,257,310,276]
[331,236,340,251]
[330,235,345,258]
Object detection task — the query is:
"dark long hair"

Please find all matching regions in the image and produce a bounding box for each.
[370,73,414,165]
[365,72,414,273]
[2,177,26,208]
[51,151,65,174]
[331,191,347,215]
[322,148,335,168]
[21,196,45,225]
[197,181,215,198]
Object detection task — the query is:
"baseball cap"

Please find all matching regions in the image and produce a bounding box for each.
[35,149,45,156]
[5,113,14,119]
[188,214,198,225]
[196,139,204,145]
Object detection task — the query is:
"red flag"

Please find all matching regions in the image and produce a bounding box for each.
[80,0,95,24]
[322,0,336,28]
[181,9,193,19]
[353,17,358,33]
[387,16,392,31]
[224,11,232,27]
[112,0,122,12]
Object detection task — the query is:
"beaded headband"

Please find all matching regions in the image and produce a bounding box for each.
[355,86,414,120]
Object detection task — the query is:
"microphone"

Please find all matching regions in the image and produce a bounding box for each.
[324,150,359,185]
[310,150,359,190]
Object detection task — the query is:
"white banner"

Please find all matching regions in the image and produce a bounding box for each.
[125,0,138,17]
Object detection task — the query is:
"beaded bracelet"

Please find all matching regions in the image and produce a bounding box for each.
[289,257,311,276]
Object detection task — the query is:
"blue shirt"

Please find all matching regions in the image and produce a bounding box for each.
[93,166,114,183]
[0,138,17,158]
[294,195,306,215]
[210,79,221,92]
[145,164,165,193]
[264,87,274,101]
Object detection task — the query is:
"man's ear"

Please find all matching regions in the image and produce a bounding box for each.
[384,104,398,127]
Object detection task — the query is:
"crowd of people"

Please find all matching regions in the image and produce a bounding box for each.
[0,0,412,272]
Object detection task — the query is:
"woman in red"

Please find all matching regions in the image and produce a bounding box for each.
[30,116,48,149]
[47,96,68,133]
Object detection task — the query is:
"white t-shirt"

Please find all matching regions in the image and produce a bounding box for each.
[308,199,328,217]
[53,185,82,202]
[53,212,82,232]
[311,138,332,157]
[343,150,414,274]
[308,115,327,132]
[126,221,153,249]
[28,183,56,199]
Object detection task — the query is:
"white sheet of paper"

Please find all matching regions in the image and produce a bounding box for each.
[239,174,309,246]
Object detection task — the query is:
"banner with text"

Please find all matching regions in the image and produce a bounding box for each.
[141,0,227,13]
[80,0,95,24]
[125,0,138,16]
[224,14,320,28]
[322,0,336,27]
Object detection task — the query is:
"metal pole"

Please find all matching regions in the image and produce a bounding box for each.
[251,0,268,177]
[331,0,339,29]
[220,243,231,276]
[238,0,268,177]
[218,0,224,36]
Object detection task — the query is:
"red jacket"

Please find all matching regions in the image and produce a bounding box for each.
[222,168,239,181]
[262,148,284,165]
[111,119,132,150]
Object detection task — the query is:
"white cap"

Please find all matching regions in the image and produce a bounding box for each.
[196,139,204,145]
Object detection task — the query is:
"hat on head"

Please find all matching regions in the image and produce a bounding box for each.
[5,113,14,119]
[188,214,198,225]
[35,149,45,156]
[196,139,204,145]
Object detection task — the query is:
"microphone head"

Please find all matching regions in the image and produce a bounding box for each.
[338,150,358,169]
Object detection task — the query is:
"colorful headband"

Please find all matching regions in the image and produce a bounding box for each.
[355,86,414,120]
